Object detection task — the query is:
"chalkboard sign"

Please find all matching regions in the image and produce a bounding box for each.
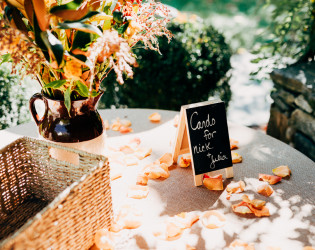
[172,100,233,186]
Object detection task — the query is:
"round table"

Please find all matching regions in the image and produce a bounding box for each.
[0,108,314,249]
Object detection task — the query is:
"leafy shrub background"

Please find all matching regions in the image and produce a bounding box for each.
[100,19,232,110]
[0,63,38,129]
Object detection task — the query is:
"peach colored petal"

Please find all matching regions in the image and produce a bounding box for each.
[179,153,191,168]
[149,112,161,122]
[134,147,152,160]
[229,239,255,250]
[143,162,170,179]
[129,137,141,146]
[136,173,149,185]
[114,204,142,230]
[159,153,173,167]
[201,210,226,229]
[203,174,223,191]
[232,152,242,163]
[94,229,114,250]
[111,172,122,181]
[124,155,138,166]
[232,201,253,215]
[119,126,133,134]
[259,174,282,185]
[119,145,135,154]
[127,185,149,199]
[120,119,132,127]
[303,247,315,250]
[226,181,246,194]
[110,119,121,131]
[230,139,239,150]
[166,222,183,240]
[234,197,269,217]
[242,195,266,210]
[248,205,270,217]
[257,183,274,197]
[175,211,199,229]
[272,165,291,177]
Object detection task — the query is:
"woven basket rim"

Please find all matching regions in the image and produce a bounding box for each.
[0,136,109,248]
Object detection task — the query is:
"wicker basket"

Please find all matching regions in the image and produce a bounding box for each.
[0,137,112,250]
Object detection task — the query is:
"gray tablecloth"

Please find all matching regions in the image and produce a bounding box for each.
[1,108,314,249]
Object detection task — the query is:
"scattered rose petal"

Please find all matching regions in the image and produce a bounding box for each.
[120,145,135,154]
[111,172,122,181]
[136,173,149,185]
[179,154,191,168]
[110,119,121,131]
[232,152,242,163]
[257,183,274,197]
[232,202,253,215]
[120,119,132,127]
[107,152,125,165]
[127,185,149,199]
[166,222,183,240]
[154,212,198,241]
[143,162,170,179]
[173,115,179,127]
[259,174,282,185]
[242,195,266,210]
[119,126,133,134]
[174,212,199,229]
[124,155,139,166]
[229,239,255,250]
[233,196,270,217]
[112,204,142,231]
[159,153,173,167]
[129,137,141,146]
[94,229,114,250]
[303,247,315,250]
[230,139,239,150]
[203,174,223,191]
[201,210,226,229]
[272,165,291,177]
[226,181,245,194]
[134,147,152,160]
[149,112,161,122]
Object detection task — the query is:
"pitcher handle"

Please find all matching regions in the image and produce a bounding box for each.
[29,93,48,126]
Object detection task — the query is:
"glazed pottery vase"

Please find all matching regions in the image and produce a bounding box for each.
[29,91,105,164]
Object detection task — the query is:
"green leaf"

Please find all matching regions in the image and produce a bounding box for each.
[113,11,124,23]
[64,86,72,114]
[58,22,103,36]
[91,90,100,97]
[50,0,84,13]
[117,22,129,35]
[43,80,66,89]
[72,31,93,50]
[41,30,64,65]
[0,54,11,65]
[75,81,89,97]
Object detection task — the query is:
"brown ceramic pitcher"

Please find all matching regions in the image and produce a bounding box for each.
[29,91,104,143]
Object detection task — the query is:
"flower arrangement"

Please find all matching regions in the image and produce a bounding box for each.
[0,0,172,111]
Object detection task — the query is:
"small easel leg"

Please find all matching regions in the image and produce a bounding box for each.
[225,167,234,178]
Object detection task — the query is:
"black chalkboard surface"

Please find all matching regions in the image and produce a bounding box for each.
[184,101,232,176]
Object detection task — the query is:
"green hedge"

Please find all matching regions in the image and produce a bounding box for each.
[100,18,232,110]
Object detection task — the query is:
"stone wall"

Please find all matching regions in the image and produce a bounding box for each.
[267,62,315,161]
